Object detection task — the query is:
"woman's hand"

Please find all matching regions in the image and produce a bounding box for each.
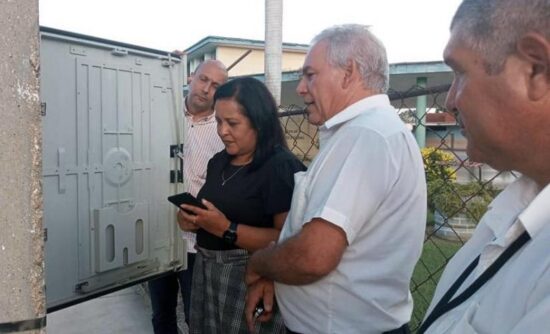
[176,209,199,232]
[180,199,230,237]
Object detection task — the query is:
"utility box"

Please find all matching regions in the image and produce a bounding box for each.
[40,27,187,311]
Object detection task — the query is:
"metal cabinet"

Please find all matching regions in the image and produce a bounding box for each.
[40,27,186,310]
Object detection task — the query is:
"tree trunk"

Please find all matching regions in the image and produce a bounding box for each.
[265,0,283,105]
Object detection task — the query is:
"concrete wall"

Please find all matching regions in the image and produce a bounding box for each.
[0,0,45,332]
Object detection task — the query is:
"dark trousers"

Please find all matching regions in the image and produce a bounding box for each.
[148,253,196,334]
[285,323,409,334]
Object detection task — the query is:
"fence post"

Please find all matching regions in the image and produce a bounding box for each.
[414,76,427,148]
[0,0,46,332]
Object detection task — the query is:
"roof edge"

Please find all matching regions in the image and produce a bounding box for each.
[184,35,309,54]
[40,26,182,58]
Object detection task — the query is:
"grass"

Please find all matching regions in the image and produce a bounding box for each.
[409,236,463,331]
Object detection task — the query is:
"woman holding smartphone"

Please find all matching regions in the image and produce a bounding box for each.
[177,77,305,334]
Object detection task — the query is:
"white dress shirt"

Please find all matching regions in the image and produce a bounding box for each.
[275,95,427,333]
[424,176,550,333]
[180,103,224,253]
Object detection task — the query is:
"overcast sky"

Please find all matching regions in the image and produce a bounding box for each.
[39,0,462,63]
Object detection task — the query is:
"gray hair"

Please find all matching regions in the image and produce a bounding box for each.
[311,24,389,93]
[451,0,550,74]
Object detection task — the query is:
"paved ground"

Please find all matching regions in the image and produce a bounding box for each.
[47,285,188,334]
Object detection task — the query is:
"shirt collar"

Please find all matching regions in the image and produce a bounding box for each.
[484,175,548,239]
[183,98,215,123]
[321,94,390,131]
[518,179,550,238]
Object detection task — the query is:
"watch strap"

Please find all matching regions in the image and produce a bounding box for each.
[223,221,238,245]
[228,221,238,233]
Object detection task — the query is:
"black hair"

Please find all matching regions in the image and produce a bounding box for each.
[213,77,288,171]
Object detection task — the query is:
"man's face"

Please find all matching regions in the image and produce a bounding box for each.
[444,30,527,170]
[296,41,347,126]
[187,62,227,114]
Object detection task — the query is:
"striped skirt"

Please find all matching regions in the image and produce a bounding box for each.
[190,247,286,334]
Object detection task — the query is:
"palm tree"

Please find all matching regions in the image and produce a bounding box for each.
[264,0,283,105]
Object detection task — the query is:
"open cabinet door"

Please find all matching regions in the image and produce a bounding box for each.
[40,27,187,311]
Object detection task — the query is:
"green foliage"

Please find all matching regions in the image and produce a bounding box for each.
[432,180,497,222]
[421,147,498,223]
[422,147,456,212]
[421,147,456,185]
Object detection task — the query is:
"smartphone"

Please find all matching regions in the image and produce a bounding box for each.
[167,192,206,214]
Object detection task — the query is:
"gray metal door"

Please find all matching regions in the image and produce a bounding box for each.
[40,28,186,310]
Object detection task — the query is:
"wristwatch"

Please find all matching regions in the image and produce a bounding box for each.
[223,221,238,245]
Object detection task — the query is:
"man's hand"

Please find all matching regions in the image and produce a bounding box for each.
[171,49,185,57]
[245,263,262,286]
[245,278,275,333]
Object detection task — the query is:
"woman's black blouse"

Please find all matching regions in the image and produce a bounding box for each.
[196,148,306,250]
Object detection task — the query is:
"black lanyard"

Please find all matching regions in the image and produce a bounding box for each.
[417,230,531,334]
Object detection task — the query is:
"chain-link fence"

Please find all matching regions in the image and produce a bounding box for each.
[278,84,516,331]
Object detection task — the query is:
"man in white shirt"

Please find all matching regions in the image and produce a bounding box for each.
[148,59,227,334]
[418,0,550,333]
[245,24,427,334]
